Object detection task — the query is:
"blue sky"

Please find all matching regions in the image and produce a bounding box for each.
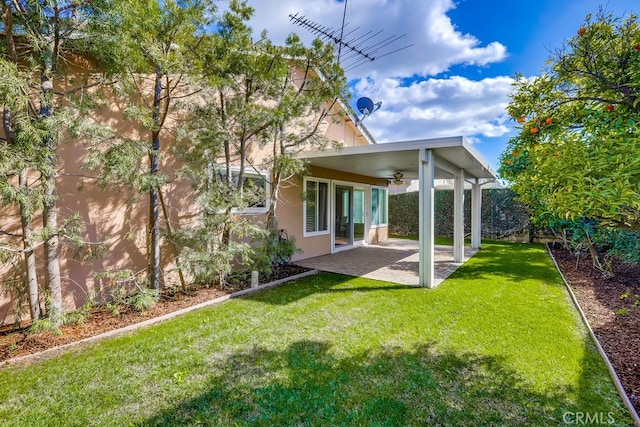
[247,0,639,174]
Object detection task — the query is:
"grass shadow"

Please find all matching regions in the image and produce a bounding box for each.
[136,339,623,426]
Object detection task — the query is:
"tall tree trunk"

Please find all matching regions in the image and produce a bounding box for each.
[149,66,162,293]
[19,169,41,320]
[43,180,61,323]
[265,125,284,232]
[41,44,62,325]
[3,109,41,320]
[219,91,231,184]
[266,171,281,232]
[3,0,40,321]
[220,91,232,251]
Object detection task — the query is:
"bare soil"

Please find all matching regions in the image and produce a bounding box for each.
[0,264,311,363]
[549,244,640,413]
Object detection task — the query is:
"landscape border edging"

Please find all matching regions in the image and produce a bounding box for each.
[1,268,318,368]
[547,245,640,426]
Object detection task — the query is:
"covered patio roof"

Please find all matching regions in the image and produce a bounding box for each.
[298,136,496,182]
[297,136,498,288]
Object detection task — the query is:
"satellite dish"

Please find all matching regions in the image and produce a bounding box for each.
[356,97,382,125]
[357,97,375,116]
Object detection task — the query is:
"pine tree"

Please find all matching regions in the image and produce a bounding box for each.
[176,1,347,281]
[87,0,216,292]
[0,6,42,320]
[0,1,109,324]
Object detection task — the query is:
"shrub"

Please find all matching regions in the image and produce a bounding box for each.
[94,269,158,315]
[253,229,301,275]
[389,188,529,239]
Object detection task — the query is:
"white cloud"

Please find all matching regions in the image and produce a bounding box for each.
[355,75,515,143]
[246,0,514,148]
[248,0,507,79]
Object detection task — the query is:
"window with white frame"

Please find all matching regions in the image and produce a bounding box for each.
[371,186,388,227]
[233,170,269,214]
[304,177,329,235]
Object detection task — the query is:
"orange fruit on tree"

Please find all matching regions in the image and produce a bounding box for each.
[577,27,587,36]
[606,104,615,111]
[517,116,526,124]
[530,127,539,134]
[545,117,553,124]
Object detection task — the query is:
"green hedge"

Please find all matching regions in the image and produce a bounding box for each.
[389,188,529,239]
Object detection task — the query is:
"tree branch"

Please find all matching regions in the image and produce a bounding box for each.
[58,172,102,180]
[0,240,44,253]
[559,62,639,109]
[55,79,118,97]
[58,0,92,14]
[0,228,22,238]
[130,71,153,110]
[165,88,202,100]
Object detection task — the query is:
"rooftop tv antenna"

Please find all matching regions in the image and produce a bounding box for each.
[289,0,413,72]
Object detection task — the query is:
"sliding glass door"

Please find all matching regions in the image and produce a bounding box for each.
[333,184,367,251]
[334,185,352,248]
[353,189,366,242]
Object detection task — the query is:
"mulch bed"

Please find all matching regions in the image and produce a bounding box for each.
[0,264,311,363]
[549,243,640,413]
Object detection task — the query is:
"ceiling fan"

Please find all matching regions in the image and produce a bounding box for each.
[390,171,404,185]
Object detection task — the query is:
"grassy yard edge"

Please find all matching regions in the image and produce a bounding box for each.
[0,269,319,369]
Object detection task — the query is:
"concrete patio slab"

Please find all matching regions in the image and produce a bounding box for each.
[296,238,478,287]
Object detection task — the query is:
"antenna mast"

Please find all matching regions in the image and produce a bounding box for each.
[289,2,412,72]
[337,0,349,62]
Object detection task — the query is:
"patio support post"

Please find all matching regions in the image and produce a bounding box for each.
[419,148,435,288]
[453,169,465,263]
[471,179,482,250]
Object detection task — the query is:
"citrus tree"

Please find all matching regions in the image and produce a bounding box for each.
[501,10,640,238]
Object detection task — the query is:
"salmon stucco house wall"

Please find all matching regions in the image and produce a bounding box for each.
[0,61,496,323]
[0,66,389,322]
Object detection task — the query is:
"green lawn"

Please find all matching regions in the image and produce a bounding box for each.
[0,242,633,426]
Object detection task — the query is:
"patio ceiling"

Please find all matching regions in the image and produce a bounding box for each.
[298,136,497,181]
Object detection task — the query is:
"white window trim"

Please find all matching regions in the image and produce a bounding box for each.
[303,176,331,237]
[371,185,388,228]
[233,169,271,215]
